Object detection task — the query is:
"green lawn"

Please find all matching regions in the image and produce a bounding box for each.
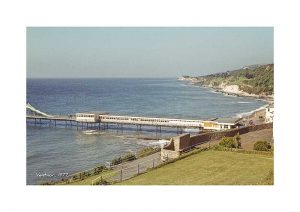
[118,150,274,185]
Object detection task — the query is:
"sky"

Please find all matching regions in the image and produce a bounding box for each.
[27,27,273,78]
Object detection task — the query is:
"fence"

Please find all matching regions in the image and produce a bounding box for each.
[50,140,235,185]
[91,156,162,185]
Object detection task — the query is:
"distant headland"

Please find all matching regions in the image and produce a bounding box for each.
[178,64,274,102]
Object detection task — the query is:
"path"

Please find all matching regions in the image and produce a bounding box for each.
[109,152,162,182]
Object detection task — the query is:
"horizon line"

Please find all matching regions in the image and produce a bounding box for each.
[26,76,179,79]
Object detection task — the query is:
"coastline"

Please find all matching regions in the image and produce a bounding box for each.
[178,78,273,121]
[178,77,273,103]
[203,85,271,120]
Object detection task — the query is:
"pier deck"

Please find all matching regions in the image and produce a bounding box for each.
[26,103,241,132]
[26,114,202,130]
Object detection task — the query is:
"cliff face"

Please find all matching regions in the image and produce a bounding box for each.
[180,64,274,97]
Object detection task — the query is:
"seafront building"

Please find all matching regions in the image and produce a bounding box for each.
[202,118,243,131]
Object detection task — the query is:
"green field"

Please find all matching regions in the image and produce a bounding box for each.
[118,150,274,185]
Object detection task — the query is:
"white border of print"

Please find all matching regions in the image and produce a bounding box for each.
[1,0,300,212]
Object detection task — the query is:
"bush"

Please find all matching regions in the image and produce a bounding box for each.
[212,144,225,151]
[219,137,237,148]
[137,146,160,158]
[253,141,272,151]
[94,165,106,175]
[111,157,123,165]
[235,133,242,149]
[123,153,136,162]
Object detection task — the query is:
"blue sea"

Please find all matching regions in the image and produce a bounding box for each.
[26,78,266,184]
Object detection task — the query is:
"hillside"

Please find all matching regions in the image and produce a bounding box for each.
[179,64,274,97]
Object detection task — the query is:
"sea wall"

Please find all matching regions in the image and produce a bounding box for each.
[190,123,273,147]
[161,149,180,161]
[161,134,190,160]
[161,123,273,160]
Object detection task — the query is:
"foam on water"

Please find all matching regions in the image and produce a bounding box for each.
[235,104,269,118]
[149,139,170,148]
[237,101,253,104]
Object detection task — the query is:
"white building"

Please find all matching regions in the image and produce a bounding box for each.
[202,117,243,131]
[75,111,108,123]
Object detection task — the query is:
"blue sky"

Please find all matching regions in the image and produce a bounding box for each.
[27,27,273,78]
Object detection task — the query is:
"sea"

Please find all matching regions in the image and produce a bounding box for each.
[26,78,266,185]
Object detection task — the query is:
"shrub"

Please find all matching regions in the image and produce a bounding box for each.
[123,153,136,162]
[212,144,225,151]
[253,141,272,151]
[235,133,242,149]
[111,157,123,165]
[94,165,106,175]
[137,146,160,158]
[219,137,237,148]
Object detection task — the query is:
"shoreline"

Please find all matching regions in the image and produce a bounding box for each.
[198,82,273,104]
[178,79,273,121]
[203,85,271,120]
[178,77,273,103]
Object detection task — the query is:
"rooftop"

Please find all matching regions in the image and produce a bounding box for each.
[215,117,243,124]
[76,111,109,115]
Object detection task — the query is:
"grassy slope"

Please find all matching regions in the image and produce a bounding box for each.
[118,150,273,185]
[199,64,274,95]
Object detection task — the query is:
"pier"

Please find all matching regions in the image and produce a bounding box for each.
[26,103,242,132]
